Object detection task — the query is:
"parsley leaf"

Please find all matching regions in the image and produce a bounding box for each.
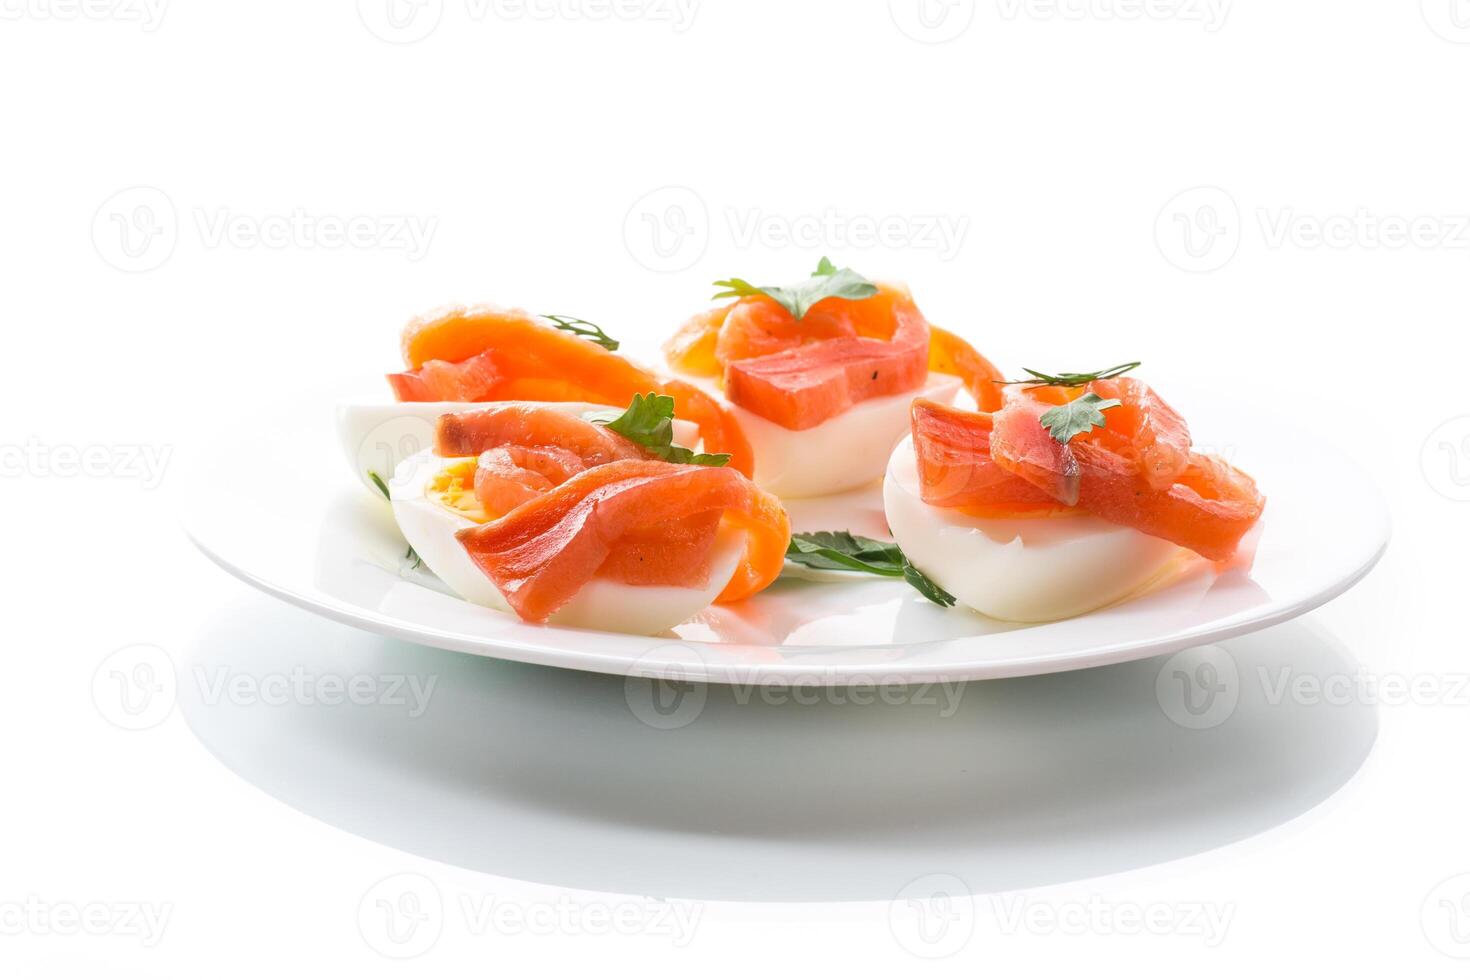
[590,392,730,467]
[1039,392,1122,444]
[542,314,619,351]
[1000,362,1142,387]
[786,530,906,574]
[785,531,956,607]
[902,563,956,607]
[712,256,879,321]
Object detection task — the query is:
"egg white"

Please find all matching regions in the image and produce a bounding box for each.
[337,400,699,494]
[883,435,1182,622]
[677,373,963,498]
[389,448,745,635]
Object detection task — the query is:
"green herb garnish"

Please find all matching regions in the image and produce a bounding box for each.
[590,393,730,467]
[367,470,422,569]
[999,362,1142,388]
[368,470,392,500]
[542,314,619,351]
[712,256,879,321]
[785,531,956,607]
[1039,392,1121,445]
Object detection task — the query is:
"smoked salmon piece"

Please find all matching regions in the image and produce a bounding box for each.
[474,446,590,517]
[455,459,791,623]
[436,403,650,518]
[986,394,1086,507]
[597,512,725,587]
[715,294,863,365]
[665,285,1007,425]
[436,402,645,465]
[911,384,1264,561]
[664,303,730,378]
[722,286,930,430]
[909,399,1079,517]
[928,326,1006,413]
[390,306,755,476]
[1012,379,1191,491]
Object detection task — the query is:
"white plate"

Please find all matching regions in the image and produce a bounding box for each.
[182,398,1389,686]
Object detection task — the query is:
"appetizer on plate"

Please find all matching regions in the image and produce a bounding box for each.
[386,398,790,635]
[883,366,1266,622]
[663,258,1007,497]
[339,270,1270,633]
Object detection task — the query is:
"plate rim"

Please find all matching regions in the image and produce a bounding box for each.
[182,398,1392,687]
[185,518,1389,687]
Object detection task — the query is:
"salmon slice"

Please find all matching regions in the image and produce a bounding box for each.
[598,512,725,587]
[721,286,930,430]
[987,389,1264,561]
[715,294,861,365]
[436,402,645,464]
[664,287,1007,421]
[435,403,650,518]
[664,303,732,378]
[387,351,500,402]
[474,446,588,517]
[928,326,1006,412]
[987,395,1086,507]
[1014,378,1191,491]
[389,306,755,476]
[909,399,1080,517]
[455,459,791,623]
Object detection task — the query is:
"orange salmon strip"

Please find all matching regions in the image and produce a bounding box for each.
[390,306,755,476]
[721,286,930,430]
[927,326,1006,412]
[1009,379,1191,491]
[664,289,1007,422]
[909,399,1079,517]
[987,390,1264,561]
[455,459,791,623]
[436,403,649,518]
[436,402,644,464]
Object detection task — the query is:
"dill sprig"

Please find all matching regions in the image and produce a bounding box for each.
[998,361,1142,387]
[542,314,619,351]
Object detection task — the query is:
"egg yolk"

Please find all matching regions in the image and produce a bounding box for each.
[427,459,490,524]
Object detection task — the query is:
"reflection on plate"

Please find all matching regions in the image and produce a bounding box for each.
[181,595,1379,901]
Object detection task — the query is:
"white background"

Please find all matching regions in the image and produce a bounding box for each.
[3,0,1470,974]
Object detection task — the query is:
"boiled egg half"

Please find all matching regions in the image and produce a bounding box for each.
[388,446,746,635]
[883,435,1184,622]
